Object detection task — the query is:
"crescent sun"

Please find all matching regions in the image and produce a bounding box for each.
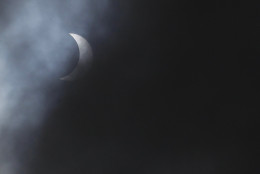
[60,33,93,81]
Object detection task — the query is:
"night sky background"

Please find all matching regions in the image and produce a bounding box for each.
[0,0,259,173]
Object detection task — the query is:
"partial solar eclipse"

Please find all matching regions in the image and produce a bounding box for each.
[60,33,93,81]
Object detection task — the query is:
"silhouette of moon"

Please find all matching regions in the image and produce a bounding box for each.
[60,33,93,81]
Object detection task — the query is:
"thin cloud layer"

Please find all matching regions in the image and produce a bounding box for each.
[0,0,109,173]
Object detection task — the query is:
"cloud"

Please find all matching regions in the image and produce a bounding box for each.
[0,0,109,173]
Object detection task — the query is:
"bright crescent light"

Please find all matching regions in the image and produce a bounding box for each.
[60,33,93,81]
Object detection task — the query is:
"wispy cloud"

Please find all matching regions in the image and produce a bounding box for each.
[0,0,109,173]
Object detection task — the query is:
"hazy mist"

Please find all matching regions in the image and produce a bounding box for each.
[0,0,108,173]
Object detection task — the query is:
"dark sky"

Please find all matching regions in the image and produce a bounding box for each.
[0,0,259,173]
